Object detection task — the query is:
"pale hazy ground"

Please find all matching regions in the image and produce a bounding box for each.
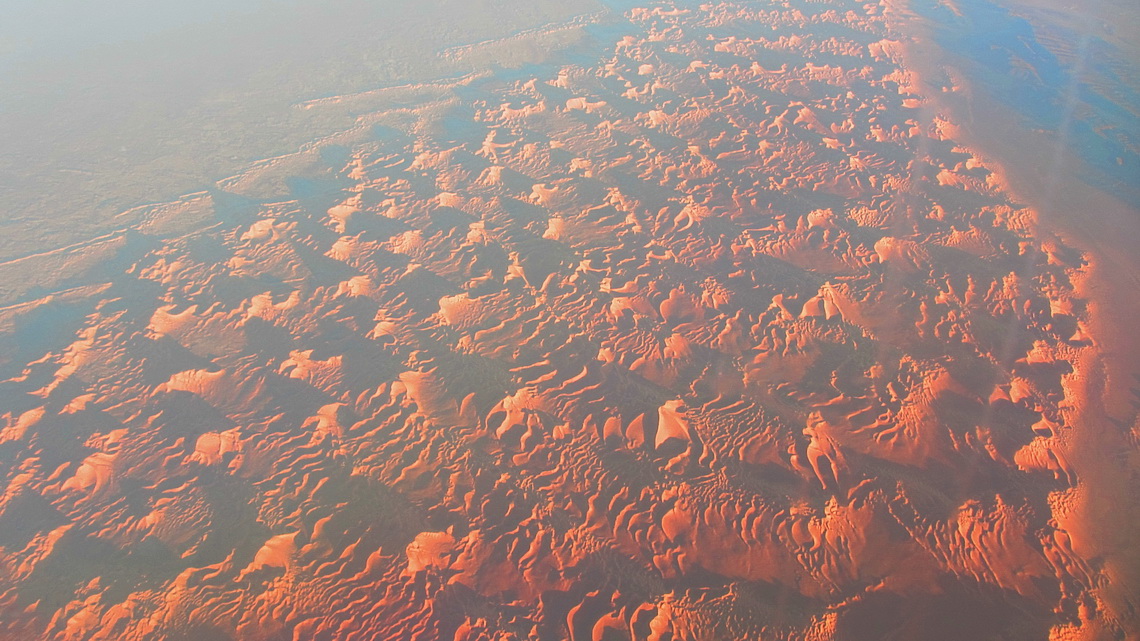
[0,0,605,263]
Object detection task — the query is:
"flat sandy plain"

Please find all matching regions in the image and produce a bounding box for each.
[1,0,1138,639]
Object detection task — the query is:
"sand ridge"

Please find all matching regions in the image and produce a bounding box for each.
[0,0,1134,639]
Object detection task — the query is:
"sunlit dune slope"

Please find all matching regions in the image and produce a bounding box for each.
[0,1,1135,640]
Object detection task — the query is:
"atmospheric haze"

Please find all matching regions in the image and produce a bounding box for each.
[1,1,1138,640]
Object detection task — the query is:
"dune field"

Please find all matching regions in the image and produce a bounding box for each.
[1,0,1137,639]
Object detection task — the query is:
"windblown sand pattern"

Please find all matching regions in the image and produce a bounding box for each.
[0,1,1135,640]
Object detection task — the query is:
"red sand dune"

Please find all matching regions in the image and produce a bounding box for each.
[0,0,1136,639]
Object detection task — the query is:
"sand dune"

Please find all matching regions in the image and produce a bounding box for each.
[0,0,1135,639]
